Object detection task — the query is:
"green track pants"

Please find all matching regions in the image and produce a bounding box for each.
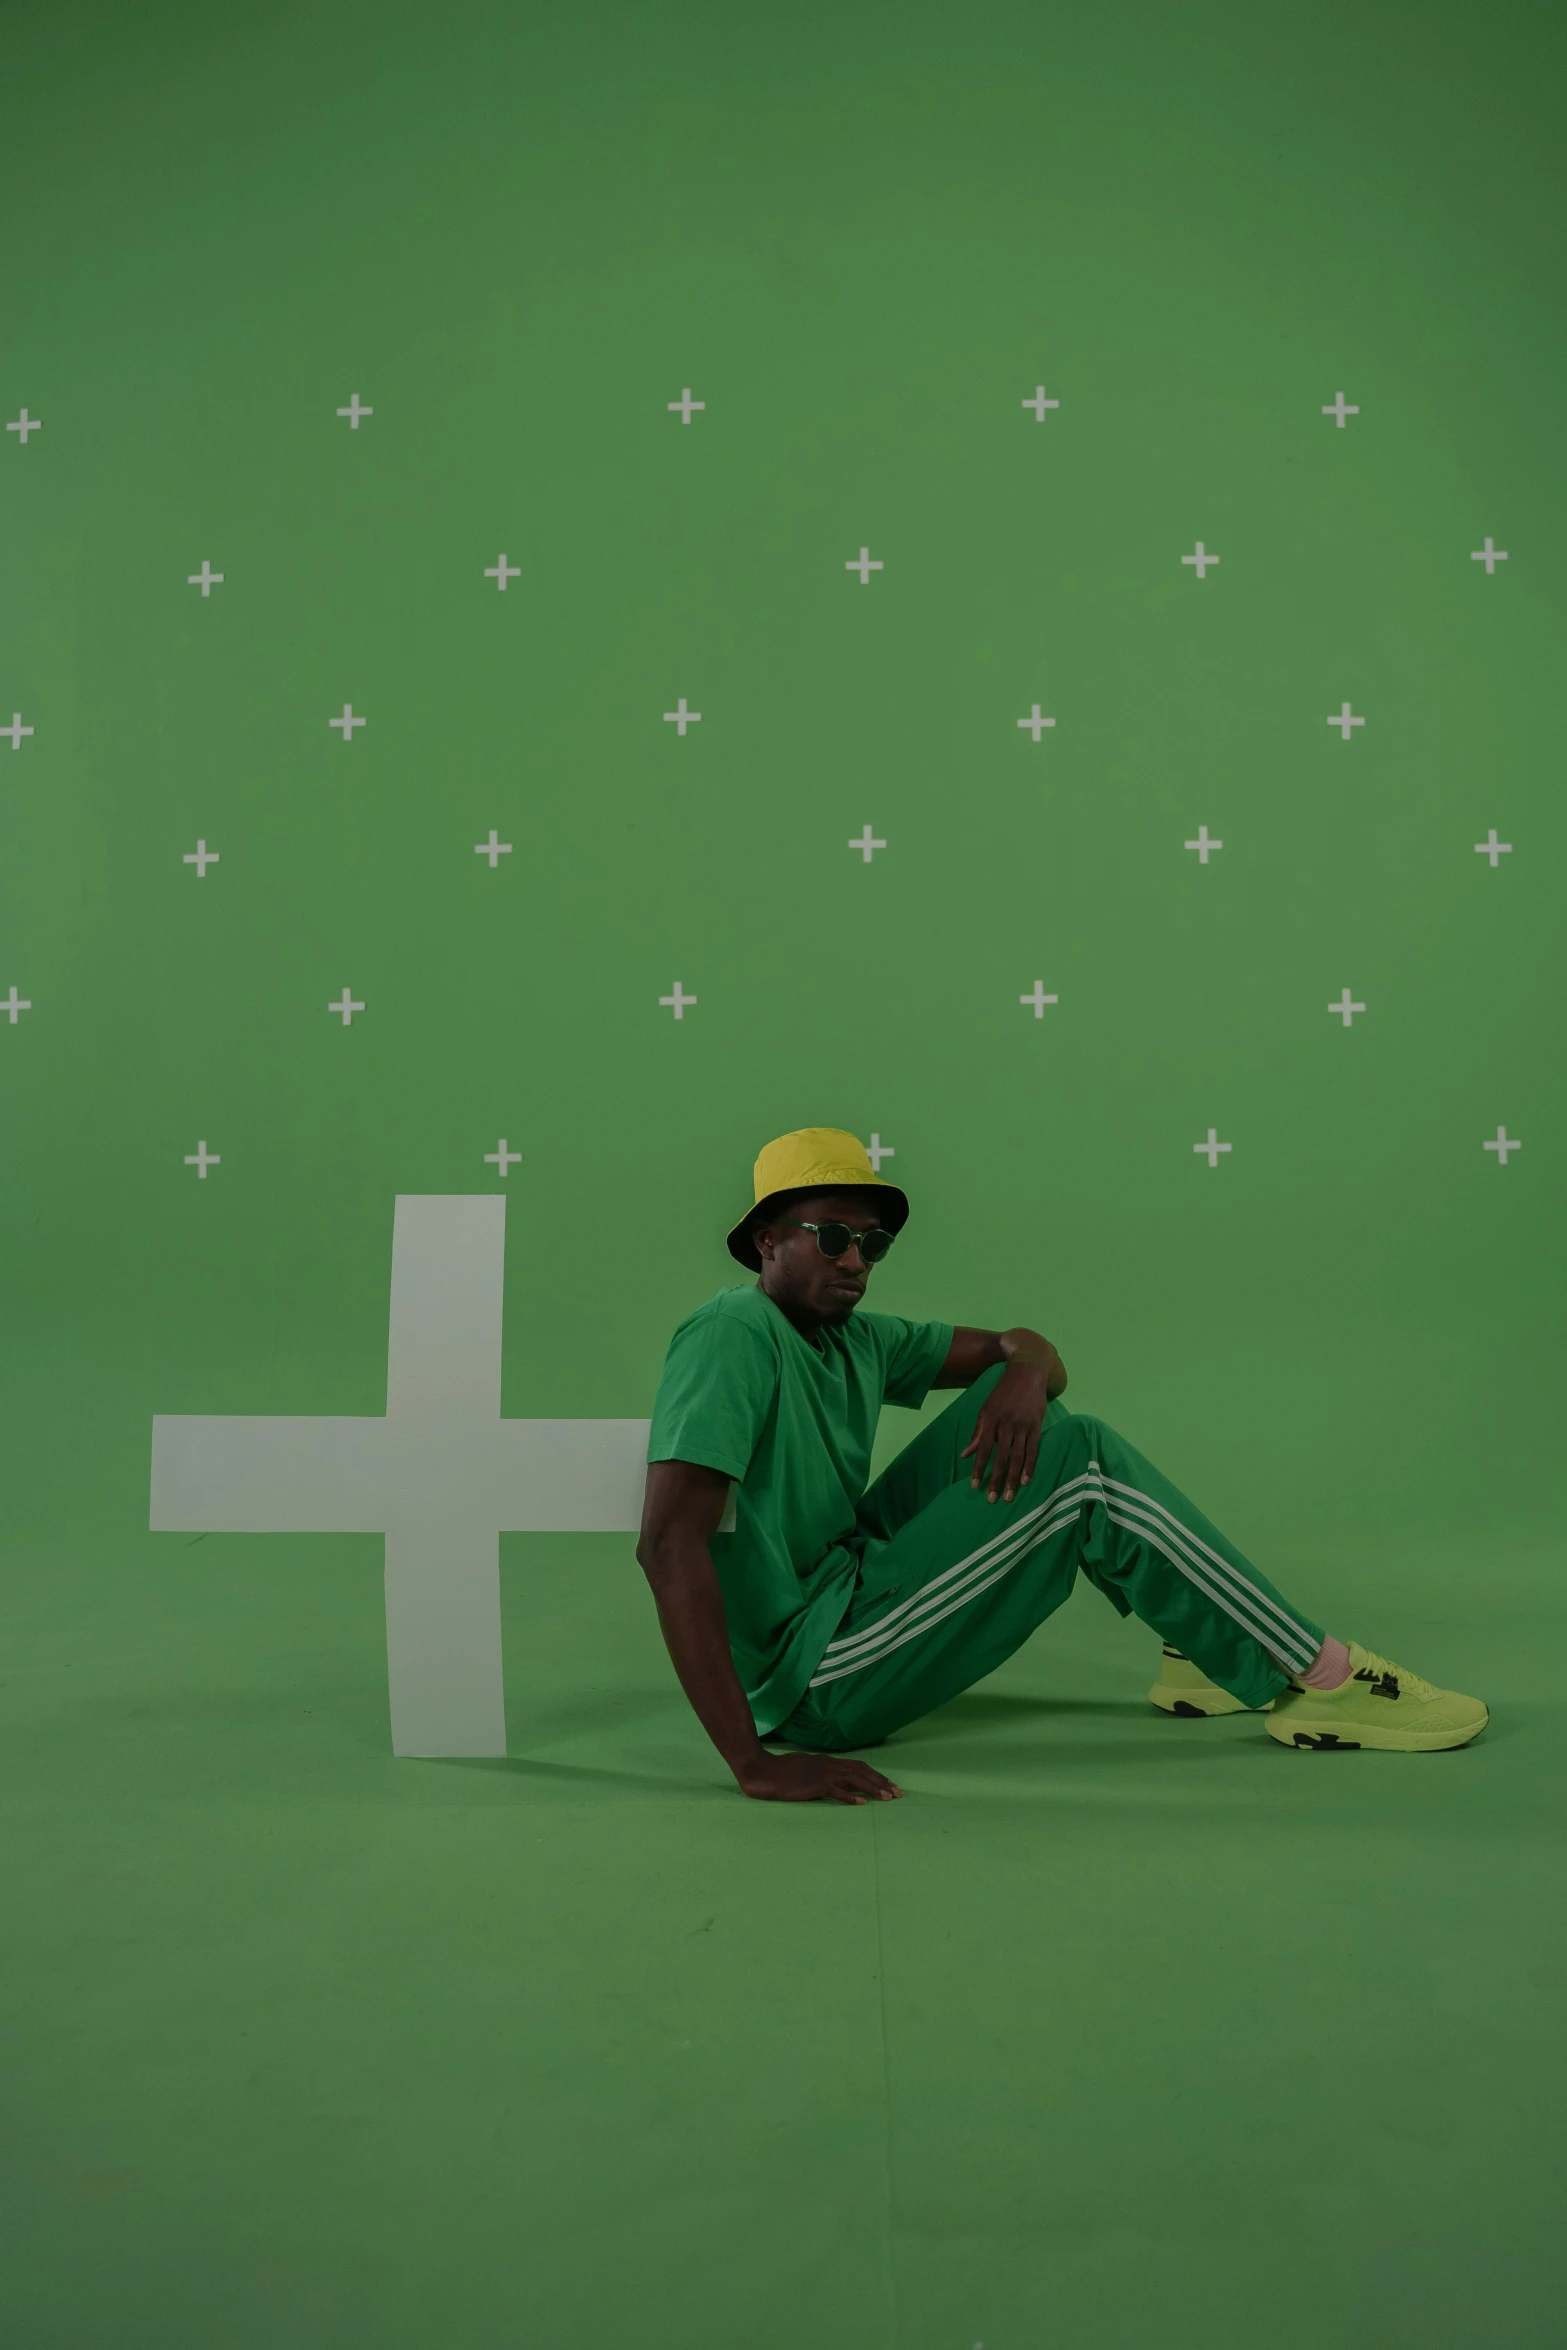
[777,1370,1324,1752]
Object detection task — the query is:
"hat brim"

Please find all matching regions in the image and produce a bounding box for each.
[725,1182,911,1272]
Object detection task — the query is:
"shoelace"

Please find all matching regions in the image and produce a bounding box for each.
[1353,1648,1437,1701]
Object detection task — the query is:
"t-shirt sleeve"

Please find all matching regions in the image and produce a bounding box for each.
[875,1314,956,1409]
[646,1308,779,1479]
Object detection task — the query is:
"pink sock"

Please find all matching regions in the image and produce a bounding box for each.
[1300,1636,1352,1690]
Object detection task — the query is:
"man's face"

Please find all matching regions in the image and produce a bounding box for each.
[754,1191,889,1326]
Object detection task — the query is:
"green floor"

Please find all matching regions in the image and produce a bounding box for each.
[5,1523,1560,2348]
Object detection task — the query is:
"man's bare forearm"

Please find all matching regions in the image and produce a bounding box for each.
[637,1457,901,1805]
[936,1324,1067,1397]
[1000,1327,1068,1398]
[641,1540,769,1783]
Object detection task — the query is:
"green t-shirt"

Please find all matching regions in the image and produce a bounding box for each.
[646,1283,954,1735]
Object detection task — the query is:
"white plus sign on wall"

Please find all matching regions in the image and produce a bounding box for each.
[659,982,696,1020]
[1321,392,1359,427]
[6,409,41,443]
[1017,705,1056,741]
[1474,830,1512,867]
[667,388,705,423]
[1185,827,1222,864]
[329,704,366,739]
[183,1140,220,1178]
[845,547,884,584]
[1470,538,1508,573]
[2,714,35,749]
[475,830,512,868]
[1483,1127,1521,1165]
[336,395,373,428]
[2,985,32,1024]
[328,989,365,1026]
[1021,387,1059,420]
[1181,542,1220,578]
[1019,982,1058,1018]
[183,840,220,876]
[484,553,521,590]
[1328,989,1367,1026]
[484,1140,523,1177]
[150,1196,663,1756]
[187,561,224,597]
[663,699,702,735]
[1327,702,1365,739]
[848,827,886,863]
[866,1133,895,1172]
[1194,1128,1232,1168]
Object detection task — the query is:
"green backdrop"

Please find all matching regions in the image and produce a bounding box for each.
[3,3,1563,2345]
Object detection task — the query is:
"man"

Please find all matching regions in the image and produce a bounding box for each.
[638,1128,1487,1803]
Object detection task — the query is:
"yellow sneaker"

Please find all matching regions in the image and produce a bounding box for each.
[1267,1642,1488,1752]
[1148,1645,1269,1716]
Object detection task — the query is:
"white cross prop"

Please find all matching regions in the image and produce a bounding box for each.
[149,1196,687,1756]
[1017,705,1056,741]
[328,989,365,1025]
[1474,830,1512,867]
[1194,1128,1232,1168]
[475,830,512,867]
[659,982,696,1020]
[329,704,366,739]
[483,1139,522,1176]
[337,396,373,429]
[1470,538,1508,574]
[484,553,521,590]
[6,409,41,443]
[184,840,220,876]
[1021,387,1059,420]
[1327,702,1365,739]
[667,388,705,423]
[1482,1127,1520,1165]
[2,714,35,749]
[1328,989,1366,1027]
[849,826,886,863]
[188,561,224,597]
[846,546,884,584]
[1321,393,1359,427]
[1181,542,1220,579]
[866,1133,894,1172]
[184,1140,220,1177]
[663,699,702,735]
[1185,827,1222,864]
[1019,981,1058,1018]
[2,986,32,1024]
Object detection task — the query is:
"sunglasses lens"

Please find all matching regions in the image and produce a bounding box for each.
[860,1228,894,1264]
[814,1223,854,1258]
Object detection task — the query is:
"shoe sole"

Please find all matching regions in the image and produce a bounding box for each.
[1149,1688,1272,1717]
[1267,1707,1489,1753]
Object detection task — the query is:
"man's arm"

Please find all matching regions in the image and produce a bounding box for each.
[931,1326,1068,1504]
[636,1459,902,1805]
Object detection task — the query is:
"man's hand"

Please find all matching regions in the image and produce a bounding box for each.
[958,1331,1063,1502]
[738,1750,903,1804]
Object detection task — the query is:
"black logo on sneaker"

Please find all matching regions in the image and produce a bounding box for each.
[1292,1730,1362,1750]
[1354,1666,1400,1700]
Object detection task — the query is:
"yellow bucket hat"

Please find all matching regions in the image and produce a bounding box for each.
[726,1127,910,1270]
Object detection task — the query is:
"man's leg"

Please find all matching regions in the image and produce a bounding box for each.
[779,1396,1322,1754]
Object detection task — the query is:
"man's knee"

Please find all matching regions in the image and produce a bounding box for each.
[1050,1410,1125,1463]
[1044,1408,1098,1467]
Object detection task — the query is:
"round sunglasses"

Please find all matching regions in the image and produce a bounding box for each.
[777,1218,897,1265]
